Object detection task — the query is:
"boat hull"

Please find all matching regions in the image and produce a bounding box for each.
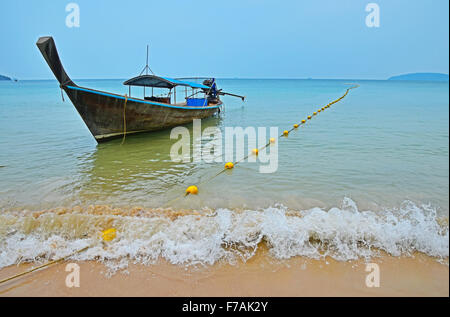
[64,85,221,142]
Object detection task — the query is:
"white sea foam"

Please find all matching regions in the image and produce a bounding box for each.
[0,198,448,272]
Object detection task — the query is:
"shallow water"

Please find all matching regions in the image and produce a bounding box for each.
[0,79,448,266]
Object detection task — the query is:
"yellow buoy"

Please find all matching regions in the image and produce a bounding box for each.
[322,107,325,110]
[293,124,299,128]
[313,112,317,115]
[318,109,321,113]
[225,162,234,169]
[270,137,276,143]
[307,115,312,120]
[283,130,289,136]
[101,228,116,242]
[252,148,259,155]
[301,119,306,124]
[186,185,198,195]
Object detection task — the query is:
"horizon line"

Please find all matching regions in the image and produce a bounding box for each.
[3,76,449,82]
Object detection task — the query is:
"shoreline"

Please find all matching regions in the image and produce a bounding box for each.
[0,251,448,297]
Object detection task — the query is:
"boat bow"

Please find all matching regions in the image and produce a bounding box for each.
[36,36,74,87]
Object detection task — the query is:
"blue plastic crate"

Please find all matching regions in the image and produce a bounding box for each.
[187,98,207,106]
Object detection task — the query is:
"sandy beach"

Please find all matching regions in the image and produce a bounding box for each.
[0,250,447,297]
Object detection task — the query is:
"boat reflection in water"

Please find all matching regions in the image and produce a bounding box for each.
[76,116,224,208]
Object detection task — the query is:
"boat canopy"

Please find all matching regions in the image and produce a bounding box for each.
[123,75,209,89]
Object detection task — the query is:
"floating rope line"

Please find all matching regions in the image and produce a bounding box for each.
[0,86,359,285]
[0,228,117,286]
[165,84,359,204]
[0,246,89,285]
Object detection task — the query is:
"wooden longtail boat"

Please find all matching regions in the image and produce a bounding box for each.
[36,36,244,142]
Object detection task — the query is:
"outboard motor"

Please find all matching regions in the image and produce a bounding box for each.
[202,78,219,104]
[202,78,245,102]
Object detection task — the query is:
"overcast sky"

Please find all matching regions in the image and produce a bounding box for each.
[1,0,448,80]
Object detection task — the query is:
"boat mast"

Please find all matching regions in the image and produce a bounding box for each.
[144,45,148,97]
[148,46,153,97]
[139,44,154,99]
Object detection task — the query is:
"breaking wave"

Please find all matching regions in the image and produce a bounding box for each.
[0,198,448,272]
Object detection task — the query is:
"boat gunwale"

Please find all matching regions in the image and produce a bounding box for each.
[65,85,222,110]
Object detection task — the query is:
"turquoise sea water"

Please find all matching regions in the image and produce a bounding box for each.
[0,79,448,213]
[0,79,448,266]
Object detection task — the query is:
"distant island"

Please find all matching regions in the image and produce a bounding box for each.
[0,74,12,81]
[388,73,449,82]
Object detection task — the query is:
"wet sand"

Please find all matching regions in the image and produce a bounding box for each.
[0,250,448,297]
